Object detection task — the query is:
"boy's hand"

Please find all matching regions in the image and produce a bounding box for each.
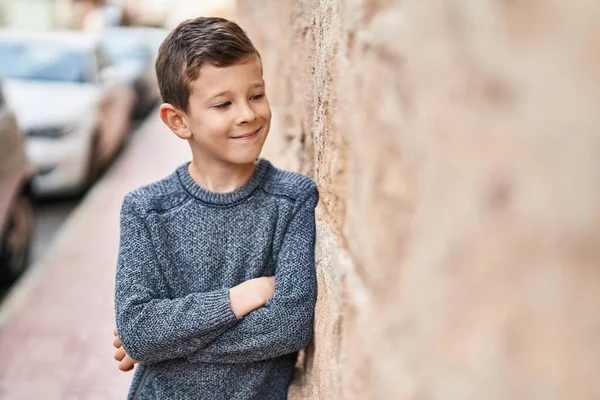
[229,276,275,318]
[113,328,138,372]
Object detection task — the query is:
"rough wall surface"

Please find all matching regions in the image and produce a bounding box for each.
[238,1,600,399]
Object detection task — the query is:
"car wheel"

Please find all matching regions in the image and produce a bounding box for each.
[0,193,34,286]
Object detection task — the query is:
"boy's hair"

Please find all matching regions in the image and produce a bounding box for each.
[155,17,260,114]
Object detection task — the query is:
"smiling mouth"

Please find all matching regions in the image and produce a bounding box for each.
[231,127,261,140]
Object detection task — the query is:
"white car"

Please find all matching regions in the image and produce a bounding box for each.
[0,30,136,196]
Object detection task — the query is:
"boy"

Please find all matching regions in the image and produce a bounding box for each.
[112,17,318,400]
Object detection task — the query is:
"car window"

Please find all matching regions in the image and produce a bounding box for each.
[0,41,90,83]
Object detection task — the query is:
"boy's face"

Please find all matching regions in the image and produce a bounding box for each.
[183,55,271,166]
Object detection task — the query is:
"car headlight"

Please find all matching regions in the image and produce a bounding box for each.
[27,124,77,138]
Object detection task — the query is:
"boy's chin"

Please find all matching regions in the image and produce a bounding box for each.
[225,148,265,165]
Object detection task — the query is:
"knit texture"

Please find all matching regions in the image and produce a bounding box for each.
[115,158,318,400]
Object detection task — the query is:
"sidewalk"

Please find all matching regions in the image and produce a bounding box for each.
[0,112,189,399]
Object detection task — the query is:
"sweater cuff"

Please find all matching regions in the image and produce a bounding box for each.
[225,288,243,321]
[199,288,239,326]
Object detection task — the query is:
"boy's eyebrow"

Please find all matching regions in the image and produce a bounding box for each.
[207,82,265,101]
[207,90,232,100]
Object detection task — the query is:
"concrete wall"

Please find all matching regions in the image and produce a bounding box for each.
[238,1,600,399]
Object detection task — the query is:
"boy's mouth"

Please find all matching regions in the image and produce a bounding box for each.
[231,127,261,140]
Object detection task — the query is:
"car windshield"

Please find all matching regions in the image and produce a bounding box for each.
[0,41,90,83]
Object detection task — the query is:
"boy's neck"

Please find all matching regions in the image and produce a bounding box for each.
[187,158,257,194]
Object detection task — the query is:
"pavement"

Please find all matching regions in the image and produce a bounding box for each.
[0,111,189,400]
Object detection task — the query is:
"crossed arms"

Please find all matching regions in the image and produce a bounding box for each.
[113,188,318,369]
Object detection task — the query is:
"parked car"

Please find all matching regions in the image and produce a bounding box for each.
[0,77,35,285]
[0,30,136,196]
[101,27,167,119]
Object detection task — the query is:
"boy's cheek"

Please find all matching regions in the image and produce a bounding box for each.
[261,103,273,123]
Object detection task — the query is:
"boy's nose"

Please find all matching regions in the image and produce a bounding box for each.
[237,102,257,124]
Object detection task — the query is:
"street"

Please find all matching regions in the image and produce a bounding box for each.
[31,199,78,266]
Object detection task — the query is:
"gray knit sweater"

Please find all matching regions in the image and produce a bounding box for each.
[114,158,318,400]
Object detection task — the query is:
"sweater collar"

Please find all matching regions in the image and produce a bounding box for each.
[177,158,271,206]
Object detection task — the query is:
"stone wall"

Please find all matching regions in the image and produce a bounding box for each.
[237,1,600,399]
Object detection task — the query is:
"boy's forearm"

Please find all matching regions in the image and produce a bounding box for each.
[115,286,269,368]
[228,287,258,318]
[228,276,275,318]
[116,288,239,363]
[117,277,274,363]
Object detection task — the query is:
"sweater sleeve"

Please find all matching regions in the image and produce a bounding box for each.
[186,185,318,364]
[114,195,239,364]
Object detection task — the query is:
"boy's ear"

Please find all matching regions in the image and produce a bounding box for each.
[159,103,192,140]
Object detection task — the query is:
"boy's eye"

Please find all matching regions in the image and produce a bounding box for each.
[213,102,231,110]
[250,93,265,101]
